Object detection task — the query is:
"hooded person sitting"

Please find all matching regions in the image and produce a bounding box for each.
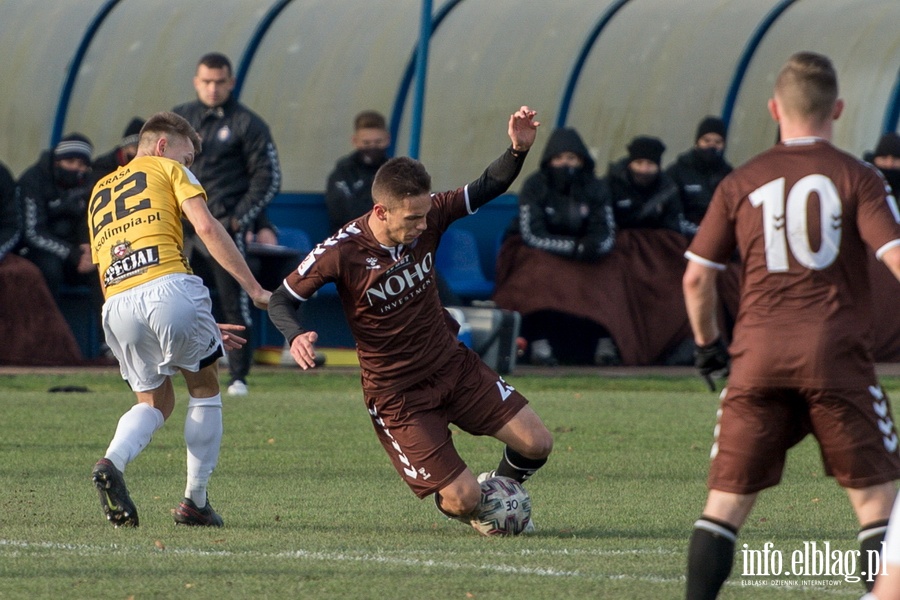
[665,116,733,227]
[499,127,618,366]
[504,126,615,262]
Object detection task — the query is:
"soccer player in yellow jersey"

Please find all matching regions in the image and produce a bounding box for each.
[87,111,270,527]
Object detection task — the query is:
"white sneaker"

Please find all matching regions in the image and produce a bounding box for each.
[227,380,248,396]
[476,470,496,483]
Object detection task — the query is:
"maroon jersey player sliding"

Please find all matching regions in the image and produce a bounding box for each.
[269,106,553,529]
[683,52,900,598]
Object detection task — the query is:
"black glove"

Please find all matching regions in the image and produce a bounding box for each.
[695,338,729,373]
[694,338,730,391]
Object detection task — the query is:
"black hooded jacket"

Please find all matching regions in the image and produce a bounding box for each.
[507,127,615,261]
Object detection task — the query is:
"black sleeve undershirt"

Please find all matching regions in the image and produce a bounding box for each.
[466,146,529,211]
[268,284,305,343]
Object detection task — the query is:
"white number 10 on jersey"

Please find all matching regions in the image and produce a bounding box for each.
[749,175,842,272]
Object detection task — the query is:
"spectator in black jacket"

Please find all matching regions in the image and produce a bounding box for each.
[18,134,98,301]
[605,135,693,236]
[174,52,281,396]
[325,110,391,234]
[868,132,900,193]
[499,127,617,366]
[665,116,732,229]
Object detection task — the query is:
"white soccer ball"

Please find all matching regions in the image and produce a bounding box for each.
[470,476,532,536]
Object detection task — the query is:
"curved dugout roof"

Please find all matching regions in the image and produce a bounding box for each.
[1,0,900,192]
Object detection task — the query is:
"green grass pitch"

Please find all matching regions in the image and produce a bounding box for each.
[0,368,894,599]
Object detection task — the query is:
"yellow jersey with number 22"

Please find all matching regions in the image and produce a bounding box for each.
[88,155,207,298]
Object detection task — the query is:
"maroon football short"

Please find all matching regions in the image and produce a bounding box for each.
[364,345,528,498]
[708,384,900,494]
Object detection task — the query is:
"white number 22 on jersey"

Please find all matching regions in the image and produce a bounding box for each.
[748,175,842,272]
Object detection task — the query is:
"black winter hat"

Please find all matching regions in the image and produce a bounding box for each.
[627,136,665,165]
[121,117,145,148]
[874,133,900,159]
[695,116,727,142]
[54,133,93,163]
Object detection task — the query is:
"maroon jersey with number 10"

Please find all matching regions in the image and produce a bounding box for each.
[282,187,472,394]
[687,138,900,388]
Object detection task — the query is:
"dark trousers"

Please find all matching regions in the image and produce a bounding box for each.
[186,236,254,384]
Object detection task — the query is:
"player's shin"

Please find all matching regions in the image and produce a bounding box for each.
[184,394,223,508]
[495,446,547,483]
[105,403,165,471]
[686,517,737,600]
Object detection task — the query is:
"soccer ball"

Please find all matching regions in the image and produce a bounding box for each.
[470,476,532,536]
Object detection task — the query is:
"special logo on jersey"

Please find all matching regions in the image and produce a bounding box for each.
[217,125,231,143]
[365,256,380,270]
[104,240,160,286]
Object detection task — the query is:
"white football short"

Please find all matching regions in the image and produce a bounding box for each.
[102,273,223,391]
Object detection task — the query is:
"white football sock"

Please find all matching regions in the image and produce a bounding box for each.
[184,394,223,508]
[105,403,165,472]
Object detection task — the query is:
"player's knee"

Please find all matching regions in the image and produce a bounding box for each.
[439,481,481,516]
[522,426,554,459]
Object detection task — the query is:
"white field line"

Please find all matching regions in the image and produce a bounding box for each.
[0,539,853,593]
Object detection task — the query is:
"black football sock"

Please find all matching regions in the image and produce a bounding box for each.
[686,517,737,600]
[859,519,889,592]
[495,446,547,483]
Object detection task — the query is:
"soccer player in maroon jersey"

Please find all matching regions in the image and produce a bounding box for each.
[682,52,900,598]
[268,106,553,528]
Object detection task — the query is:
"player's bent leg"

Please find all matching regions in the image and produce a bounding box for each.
[848,482,898,592]
[491,406,553,482]
[92,380,173,527]
[434,469,481,518]
[686,490,757,600]
[179,362,225,522]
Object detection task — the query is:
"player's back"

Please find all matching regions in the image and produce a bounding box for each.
[88,156,203,297]
[720,139,900,387]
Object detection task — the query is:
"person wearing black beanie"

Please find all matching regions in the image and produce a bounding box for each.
[665,115,732,231]
[604,135,691,236]
[17,131,101,322]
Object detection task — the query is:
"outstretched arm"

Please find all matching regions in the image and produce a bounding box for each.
[467,106,541,210]
[182,195,271,309]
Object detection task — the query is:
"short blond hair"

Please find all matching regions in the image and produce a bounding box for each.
[774,51,838,124]
[140,111,202,154]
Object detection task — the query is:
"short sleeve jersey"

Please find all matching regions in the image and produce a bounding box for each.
[282,187,473,394]
[687,139,900,388]
[88,156,206,298]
